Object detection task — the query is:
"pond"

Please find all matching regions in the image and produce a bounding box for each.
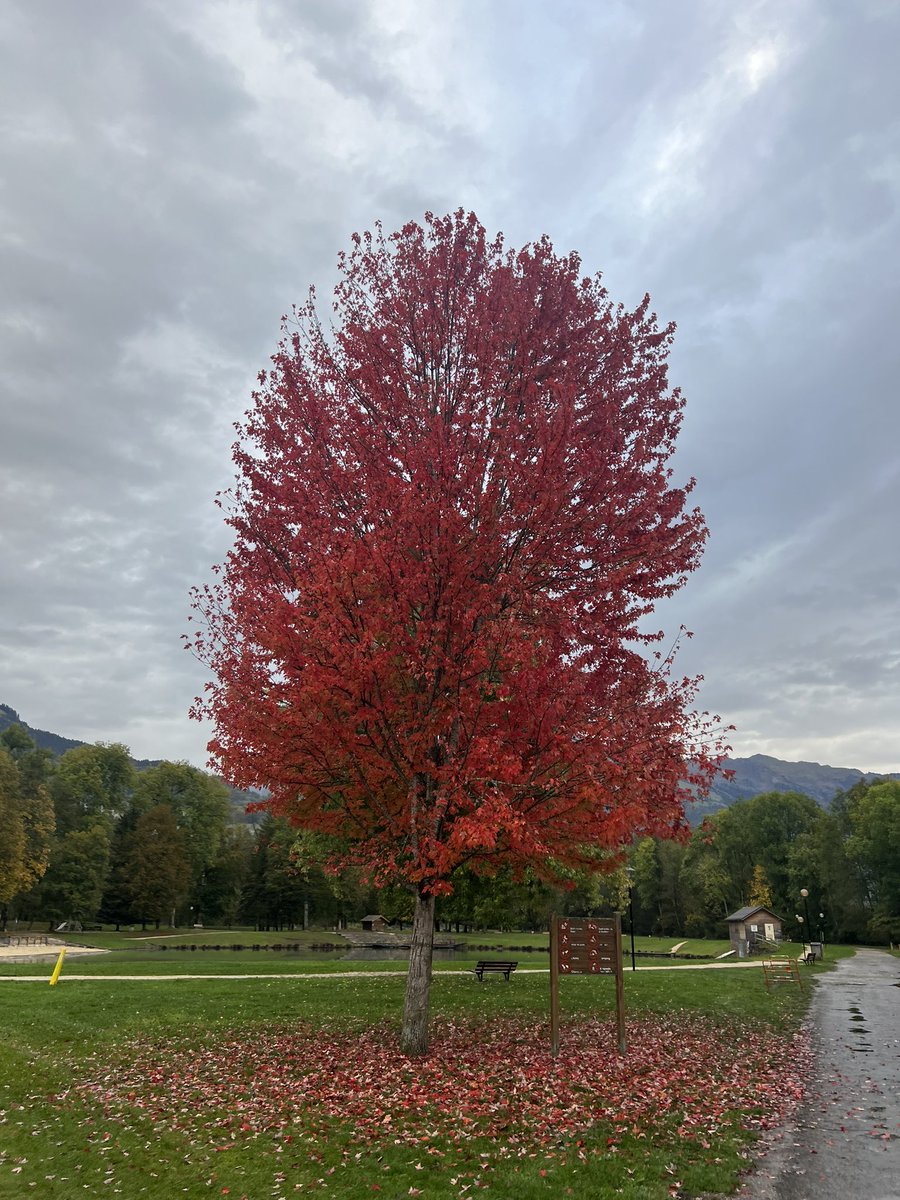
[339,946,466,962]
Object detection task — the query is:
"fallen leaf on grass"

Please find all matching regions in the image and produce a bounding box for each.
[70,1015,810,1169]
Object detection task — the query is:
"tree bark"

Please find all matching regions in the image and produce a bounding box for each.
[400,889,435,1056]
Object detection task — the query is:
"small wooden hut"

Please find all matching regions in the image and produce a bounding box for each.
[361,914,389,933]
[725,906,783,957]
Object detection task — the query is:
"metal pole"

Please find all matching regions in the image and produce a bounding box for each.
[800,889,812,932]
[629,886,636,971]
[800,888,814,956]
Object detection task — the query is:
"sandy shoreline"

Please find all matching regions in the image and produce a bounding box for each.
[0,941,109,962]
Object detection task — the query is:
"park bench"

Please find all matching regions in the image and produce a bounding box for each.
[472,959,518,982]
[801,943,820,964]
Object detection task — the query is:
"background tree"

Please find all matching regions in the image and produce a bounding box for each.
[0,750,27,919]
[120,804,191,928]
[653,840,687,935]
[846,779,900,941]
[131,762,231,922]
[28,743,135,928]
[0,729,55,926]
[190,211,725,1053]
[241,816,315,931]
[37,824,111,927]
[50,743,134,837]
[371,881,416,927]
[680,824,731,934]
[195,825,254,927]
[749,864,773,909]
[630,837,662,934]
[813,790,869,942]
[743,792,821,914]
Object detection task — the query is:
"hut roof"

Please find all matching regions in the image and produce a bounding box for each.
[725,905,782,923]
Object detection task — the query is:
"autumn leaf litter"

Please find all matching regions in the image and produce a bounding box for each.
[62,1014,809,1186]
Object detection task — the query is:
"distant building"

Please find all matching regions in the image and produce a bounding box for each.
[725,906,783,957]
[361,914,389,932]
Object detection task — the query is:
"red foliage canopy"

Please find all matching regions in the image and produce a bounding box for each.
[189,211,725,892]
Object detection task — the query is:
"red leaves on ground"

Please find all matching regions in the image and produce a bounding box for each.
[72,1014,809,1159]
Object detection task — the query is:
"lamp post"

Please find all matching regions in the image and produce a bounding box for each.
[818,911,826,958]
[626,867,636,972]
[799,888,812,928]
[800,888,813,951]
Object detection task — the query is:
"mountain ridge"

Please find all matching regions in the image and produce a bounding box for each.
[0,702,161,769]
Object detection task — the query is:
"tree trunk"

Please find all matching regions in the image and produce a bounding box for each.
[400,889,435,1057]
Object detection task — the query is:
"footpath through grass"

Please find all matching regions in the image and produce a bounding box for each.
[0,951,825,1200]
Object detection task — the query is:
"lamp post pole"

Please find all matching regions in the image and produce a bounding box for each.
[626,868,636,972]
[800,888,813,950]
[802,889,826,957]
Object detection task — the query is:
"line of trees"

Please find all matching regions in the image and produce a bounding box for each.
[0,724,342,932]
[421,781,897,945]
[2,723,896,942]
[626,785,899,945]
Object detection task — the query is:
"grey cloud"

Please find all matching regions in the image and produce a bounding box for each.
[1,0,897,772]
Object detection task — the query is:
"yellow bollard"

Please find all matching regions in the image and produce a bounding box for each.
[49,948,66,986]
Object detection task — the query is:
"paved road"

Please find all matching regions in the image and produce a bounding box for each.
[738,948,899,1200]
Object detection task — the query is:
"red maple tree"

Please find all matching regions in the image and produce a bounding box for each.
[188,211,726,1053]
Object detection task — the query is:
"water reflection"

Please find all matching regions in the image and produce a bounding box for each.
[340,946,464,962]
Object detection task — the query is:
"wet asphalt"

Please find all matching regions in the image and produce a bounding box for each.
[737,948,899,1200]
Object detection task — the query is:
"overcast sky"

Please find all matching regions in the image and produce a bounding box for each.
[2,0,898,774]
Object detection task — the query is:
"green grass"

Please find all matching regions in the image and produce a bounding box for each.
[0,946,824,1199]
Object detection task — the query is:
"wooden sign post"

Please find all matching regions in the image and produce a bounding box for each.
[550,914,626,1056]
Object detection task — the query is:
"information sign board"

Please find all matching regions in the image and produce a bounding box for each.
[550,913,625,1056]
[557,917,618,974]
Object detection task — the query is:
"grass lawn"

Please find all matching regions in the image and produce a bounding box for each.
[0,944,828,1199]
